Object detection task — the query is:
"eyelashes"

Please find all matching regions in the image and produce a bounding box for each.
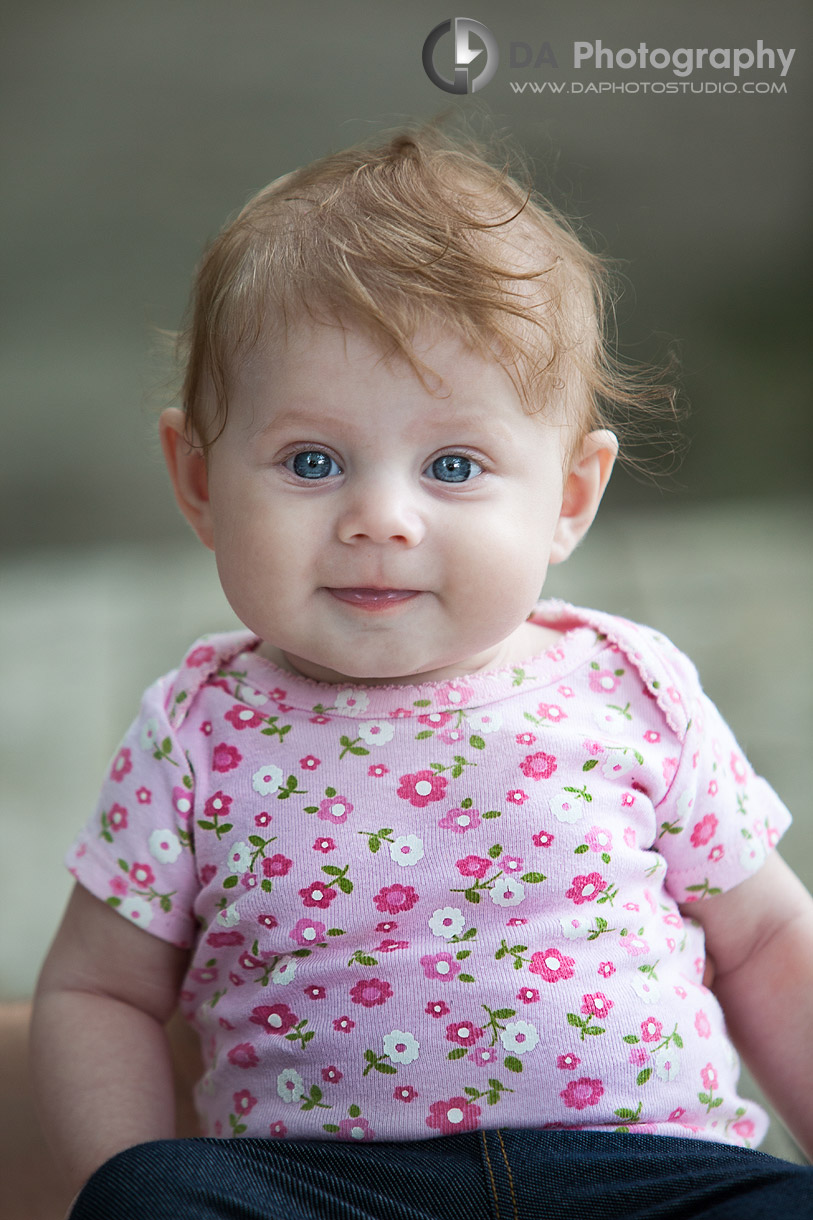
[283,448,485,485]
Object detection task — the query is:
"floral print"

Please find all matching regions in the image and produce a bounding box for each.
[66,602,791,1149]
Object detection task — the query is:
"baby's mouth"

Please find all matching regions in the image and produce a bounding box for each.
[327,588,421,608]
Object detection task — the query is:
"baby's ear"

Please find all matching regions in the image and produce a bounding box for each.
[550,429,617,565]
[159,407,215,551]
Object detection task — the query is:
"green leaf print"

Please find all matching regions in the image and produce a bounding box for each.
[503,1056,523,1073]
[470,735,485,751]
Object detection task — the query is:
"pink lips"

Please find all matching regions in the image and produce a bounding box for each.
[327,588,420,610]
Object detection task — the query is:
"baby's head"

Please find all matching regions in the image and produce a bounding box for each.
[161,129,640,685]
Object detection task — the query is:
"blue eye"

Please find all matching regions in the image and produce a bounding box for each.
[287,450,342,480]
[427,454,483,483]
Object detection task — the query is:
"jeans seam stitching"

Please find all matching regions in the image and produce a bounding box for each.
[479,1130,502,1220]
[495,1129,520,1220]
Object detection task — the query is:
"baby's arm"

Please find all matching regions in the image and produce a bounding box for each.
[30,883,190,1195]
[681,850,813,1160]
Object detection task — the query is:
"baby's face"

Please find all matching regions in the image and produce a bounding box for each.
[190,321,586,685]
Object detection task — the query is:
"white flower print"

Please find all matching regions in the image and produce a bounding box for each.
[335,689,370,716]
[120,896,153,929]
[490,879,526,907]
[593,706,630,734]
[270,957,298,985]
[631,972,662,1004]
[358,720,395,747]
[383,1030,420,1065]
[252,764,284,796]
[739,838,766,872]
[429,907,465,939]
[499,1019,539,1056]
[225,841,252,875]
[601,749,636,780]
[216,903,241,928]
[468,710,502,734]
[389,835,424,867]
[654,1046,681,1082]
[277,1069,305,1103]
[560,915,591,940]
[139,717,161,752]
[550,792,583,824]
[240,686,269,708]
[148,829,182,865]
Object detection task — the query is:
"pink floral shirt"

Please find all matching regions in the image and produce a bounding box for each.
[67,602,791,1147]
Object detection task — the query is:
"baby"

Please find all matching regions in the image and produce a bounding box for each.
[32,129,813,1219]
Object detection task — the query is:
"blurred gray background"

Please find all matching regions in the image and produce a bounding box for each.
[2,0,811,1165]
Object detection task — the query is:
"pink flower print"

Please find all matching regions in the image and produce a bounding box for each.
[516,732,537,746]
[304,986,327,1001]
[255,812,272,828]
[172,787,193,820]
[318,795,353,824]
[708,780,718,796]
[233,1089,257,1117]
[560,1077,604,1110]
[426,1097,481,1134]
[506,917,528,927]
[257,913,278,930]
[227,1043,258,1069]
[418,711,453,730]
[249,1004,298,1035]
[397,770,448,807]
[314,837,336,853]
[437,681,473,708]
[694,1010,712,1039]
[263,854,293,878]
[731,1118,756,1141]
[186,645,215,667]
[619,933,649,957]
[368,764,389,778]
[373,884,419,914]
[299,881,337,909]
[110,747,132,783]
[310,714,330,725]
[225,704,266,731]
[580,992,613,1019]
[557,1053,581,1070]
[203,791,232,821]
[336,1117,375,1141]
[129,862,155,888]
[349,978,393,1008]
[376,939,409,953]
[394,1084,418,1102]
[321,1065,343,1083]
[730,753,747,784]
[589,668,620,694]
[623,827,636,848]
[584,827,613,854]
[538,703,567,723]
[391,708,413,719]
[438,727,466,746]
[517,987,540,1004]
[471,1047,499,1067]
[621,792,635,808]
[438,806,482,833]
[532,829,555,848]
[200,720,213,735]
[455,855,491,880]
[640,1017,663,1043]
[558,685,574,698]
[708,844,725,863]
[566,873,606,905]
[691,814,719,848]
[289,918,326,947]
[623,903,640,913]
[629,1047,649,1068]
[425,1000,450,1019]
[529,948,576,984]
[662,757,678,784]
[200,864,217,886]
[700,1063,718,1091]
[519,751,558,781]
[206,930,245,948]
[643,730,660,743]
[109,875,128,897]
[270,1121,287,1138]
[333,1015,355,1033]
[108,803,128,832]
[445,1021,483,1047]
[300,754,321,771]
[419,953,461,983]
[507,789,529,805]
[376,921,398,933]
[212,742,242,773]
[501,855,524,875]
[135,787,151,805]
[668,1107,686,1123]
[583,740,603,756]
[597,961,615,979]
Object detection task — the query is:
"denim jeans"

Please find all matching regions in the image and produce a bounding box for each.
[71,1130,812,1220]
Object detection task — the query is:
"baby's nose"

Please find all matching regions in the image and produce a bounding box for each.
[335,476,426,547]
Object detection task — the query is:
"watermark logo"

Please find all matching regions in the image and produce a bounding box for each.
[422,18,499,94]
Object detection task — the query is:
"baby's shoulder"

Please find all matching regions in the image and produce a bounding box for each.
[162,630,260,730]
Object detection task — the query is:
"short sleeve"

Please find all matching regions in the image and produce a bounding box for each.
[656,688,792,904]
[66,673,200,949]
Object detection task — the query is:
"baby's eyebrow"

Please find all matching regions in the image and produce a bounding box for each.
[250,404,517,447]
